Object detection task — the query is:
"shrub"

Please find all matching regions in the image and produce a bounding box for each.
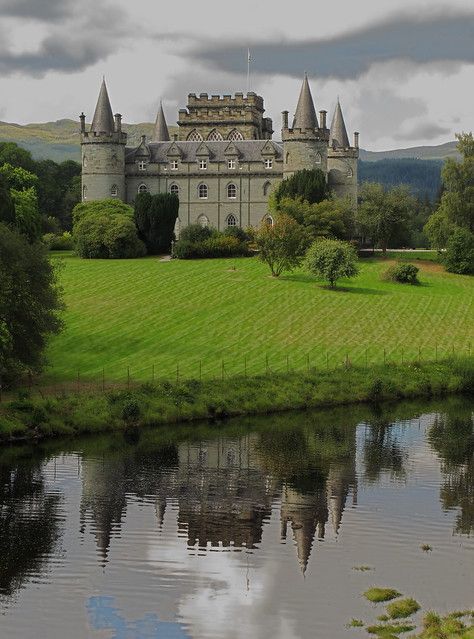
[179,223,214,244]
[382,262,420,284]
[444,227,474,274]
[223,226,250,242]
[174,233,250,259]
[304,238,359,288]
[72,199,134,226]
[386,598,421,619]
[43,231,74,251]
[363,588,401,603]
[74,212,146,259]
[121,399,141,423]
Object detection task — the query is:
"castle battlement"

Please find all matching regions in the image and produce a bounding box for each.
[187,92,264,111]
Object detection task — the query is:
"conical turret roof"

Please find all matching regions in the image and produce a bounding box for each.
[292,73,318,130]
[91,79,115,135]
[153,101,170,142]
[330,99,350,149]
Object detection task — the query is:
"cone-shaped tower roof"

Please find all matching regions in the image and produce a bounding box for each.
[330,99,350,149]
[292,73,318,130]
[153,101,170,142]
[91,79,115,135]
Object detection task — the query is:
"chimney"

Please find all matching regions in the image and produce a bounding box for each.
[80,112,86,134]
[282,110,289,129]
[173,133,178,141]
[141,134,147,144]
[114,113,122,133]
[319,110,327,129]
[353,131,359,149]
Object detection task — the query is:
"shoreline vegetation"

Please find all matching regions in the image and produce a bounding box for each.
[1,357,472,445]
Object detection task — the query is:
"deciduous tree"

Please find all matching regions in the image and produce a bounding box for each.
[255,214,307,277]
[304,238,359,288]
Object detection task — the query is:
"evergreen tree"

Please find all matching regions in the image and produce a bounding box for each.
[134,193,179,254]
[273,169,329,207]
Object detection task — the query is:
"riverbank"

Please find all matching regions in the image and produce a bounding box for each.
[1,358,473,444]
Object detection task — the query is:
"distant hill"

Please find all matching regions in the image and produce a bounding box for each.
[359,158,443,200]
[359,141,459,162]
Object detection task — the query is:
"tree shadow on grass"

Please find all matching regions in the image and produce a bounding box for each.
[281,274,388,295]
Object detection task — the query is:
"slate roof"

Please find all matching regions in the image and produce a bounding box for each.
[91,79,115,135]
[330,100,350,149]
[292,74,318,130]
[125,140,283,164]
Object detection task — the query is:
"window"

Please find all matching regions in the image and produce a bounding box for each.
[285,152,290,164]
[198,183,208,199]
[170,160,178,170]
[138,184,148,194]
[111,184,118,197]
[228,129,243,141]
[315,153,322,165]
[347,166,353,178]
[83,155,88,168]
[170,184,179,196]
[207,130,223,141]
[227,159,236,170]
[187,130,203,141]
[263,215,274,226]
[226,214,237,227]
[198,214,209,227]
[82,185,87,201]
[138,160,147,171]
[227,183,237,199]
[264,158,273,169]
[199,159,207,170]
[263,181,272,196]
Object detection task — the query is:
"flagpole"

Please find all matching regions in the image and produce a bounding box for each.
[247,48,251,94]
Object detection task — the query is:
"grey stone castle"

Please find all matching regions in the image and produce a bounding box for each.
[80,75,359,231]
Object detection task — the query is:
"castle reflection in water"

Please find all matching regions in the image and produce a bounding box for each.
[80,428,357,574]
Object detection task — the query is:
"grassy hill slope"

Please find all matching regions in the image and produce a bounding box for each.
[45,254,474,384]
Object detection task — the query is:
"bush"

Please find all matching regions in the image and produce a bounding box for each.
[71,199,134,226]
[179,223,215,244]
[444,227,474,274]
[43,231,74,251]
[382,262,420,284]
[74,212,146,259]
[174,232,250,259]
[223,226,250,242]
[304,238,359,288]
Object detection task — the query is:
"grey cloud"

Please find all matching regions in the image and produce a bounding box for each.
[0,0,74,22]
[398,122,452,141]
[181,10,474,79]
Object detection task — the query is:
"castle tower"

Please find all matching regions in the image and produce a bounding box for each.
[80,79,127,202]
[327,99,359,203]
[152,101,170,142]
[282,74,329,178]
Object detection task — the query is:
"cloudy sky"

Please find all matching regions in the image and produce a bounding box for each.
[0,0,472,150]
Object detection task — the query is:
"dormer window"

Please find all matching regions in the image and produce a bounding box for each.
[170,160,178,170]
[264,159,273,169]
[138,161,147,171]
[228,159,236,170]
[199,159,207,170]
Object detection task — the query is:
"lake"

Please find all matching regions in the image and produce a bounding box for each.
[0,398,473,638]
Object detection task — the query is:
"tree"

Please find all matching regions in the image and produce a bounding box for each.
[357,183,416,254]
[444,227,474,275]
[424,209,454,252]
[255,214,308,277]
[72,198,134,226]
[74,212,146,259]
[273,168,329,207]
[277,195,355,240]
[0,142,35,172]
[0,175,15,226]
[304,238,359,288]
[0,223,63,385]
[134,192,179,254]
[10,187,42,242]
[0,163,38,191]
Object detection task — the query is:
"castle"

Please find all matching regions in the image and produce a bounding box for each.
[80,75,359,231]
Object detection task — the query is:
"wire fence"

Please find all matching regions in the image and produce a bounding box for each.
[1,342,472,402]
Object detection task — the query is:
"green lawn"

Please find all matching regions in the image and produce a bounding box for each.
[45,253,474,383]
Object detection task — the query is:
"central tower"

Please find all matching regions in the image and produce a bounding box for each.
[281,74,329,178]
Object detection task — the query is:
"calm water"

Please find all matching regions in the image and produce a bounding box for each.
[0,398,473,639]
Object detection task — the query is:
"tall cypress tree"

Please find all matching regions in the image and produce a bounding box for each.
[134,193,179,254]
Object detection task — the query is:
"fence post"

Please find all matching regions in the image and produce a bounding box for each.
[199,360,202,381]
[244,356,247,378]
[127,366,130,389]
[307,354,310,372]
[383,348,386,365]
[469,342,472,358]
[287,354,290,373]
[266,354,269,375]
[418,345,421,361]
[452,344,455,358]
[345,352,349,368]
[102,368,105,392]
[176,363,179,384]
[365,349,368,368]
[222,360,225,381]
[401,348,404,365]
[77,370,80,393]
[152,364,155,383]
[326,351,329,370]
[435,344,438,362]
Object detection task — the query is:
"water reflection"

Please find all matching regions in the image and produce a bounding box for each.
[0,398,473,638]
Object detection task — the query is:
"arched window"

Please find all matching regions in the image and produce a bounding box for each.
[347,166,353,178]
[187,130,203,141]
[82,185,87,201]
[83,155,88,168]
[227,129,244,141]
[138,184,148,194]
[263,214,274,226]
[227,183,237,199]
[170,184,179,196]
[315,153,322,164]
[198,214,209,227]
[207,129,223,141]
[226,214,237,227]
[110,184,118,197]
[198,183,208,199]
[263,181,272,196]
